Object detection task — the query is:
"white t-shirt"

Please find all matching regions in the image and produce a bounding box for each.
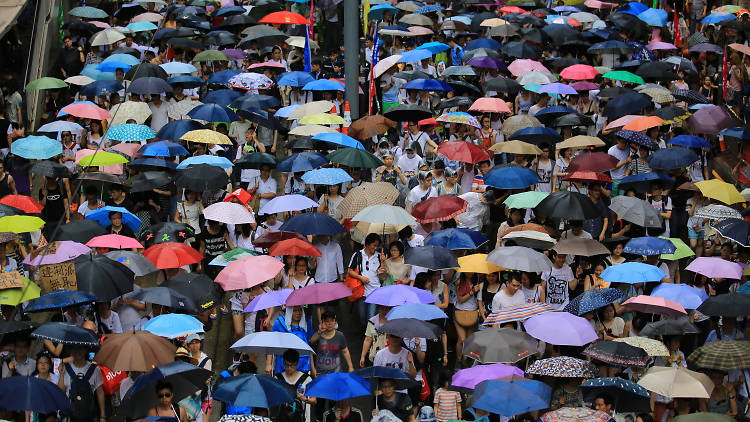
[100,311,123,334]
[491,287,526,312]
[607,145,630,180]
[407,185,437,209]
[373,347,412,372]
[397,154,423,175]
[149,101,170,133]
[542,265,575,310]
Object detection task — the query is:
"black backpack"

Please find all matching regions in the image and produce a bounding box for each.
[275,372,310,422]
[65,363,98,422]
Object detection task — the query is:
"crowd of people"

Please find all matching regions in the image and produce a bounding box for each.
[0,0,749,422]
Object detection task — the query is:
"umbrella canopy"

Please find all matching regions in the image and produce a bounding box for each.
[120,361,212,417]
[411,197,467,223]
[524,312,598,346]
[216,255,284,291]
[95,330,176,372]
[129,286,196,312]
[641,318,701,337]
[365,285,436,306]
[697,293,750,317]
[488,246,552,272]
[23,241,91,266]
[581,378,650,413]
[686,256,743,279]
[463,327,536,363]
[637,366,714,399]
[0,376,71,414]
[203,202,255,225]
[24,290,97,313]
[74,254,134,301]
[213,374,293,408]
[305,373,371,400]
[450,363,525,391]
[231,331,314,355]
[143,242,203,269]
[31,322,99,347]
[404,246,458,270]
[527,356,599,378]
[695,179,745,205]
[472,379,552,417]
[601,262,665,284]
[162,272,222,311]
[609,196,664,228]
[279,212,345,236]
[536,191,599,220]
[142,314,204,339]
[583,340,649,367]
[624,236,676,255]
[378,318,441,339]
[688,340,750,372]
[286,282,352,306]
[540,408,613,422]
[564,288,624,316]
[387,303,447,321]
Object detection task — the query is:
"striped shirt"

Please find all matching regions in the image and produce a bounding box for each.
[433,388,461,422]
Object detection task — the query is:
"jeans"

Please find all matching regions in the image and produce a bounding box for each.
[357,299,377,326]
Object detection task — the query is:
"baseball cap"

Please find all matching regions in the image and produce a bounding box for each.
[185,333,202,343]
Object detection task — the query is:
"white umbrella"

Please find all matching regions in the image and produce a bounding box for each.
[288,125,337,136]
[203,202,255,225]
[352,204,417,226]
[517,71,555,85]
[374,55,402,78]
[65,75,95,86]
[231,331,315,355]
[288,100,335,120]
[90,29,126,46]
[487,246,553,272]
[259,194,319,215]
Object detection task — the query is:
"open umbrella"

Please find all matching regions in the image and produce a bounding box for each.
[305,373,371,400]
[463,327,536,363]
[527,356,599,378]
[0,376,70,414]
[404,246,458,270]
[74,254,134,301]
[365,285,435,306]
[583,340,649,367]
[524,312,598,346]
[641,318,701,337]
[564,288,624,316]
[31,322,99,347]
[473,379,551,417]
[488,246,552,272]
[129,286,196,312]
[609,196,663,228]
[536,191,599,220]
[215,255,284,291]
[120,361,212,417]
[601,262,665,284]
[697,293,750,317]
[637,366,714,399]
[686,257,743,279]
[143,242,203,269]
[378,318,441,339]
[213,374,293,408]
[142,313,203,339]
[279,212,345,236]
[581,378,651,413]
[230,331,314,355]
[286,283,352,306]
[95,330,176,372]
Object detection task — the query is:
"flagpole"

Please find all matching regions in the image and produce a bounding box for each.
[343,0,360,120]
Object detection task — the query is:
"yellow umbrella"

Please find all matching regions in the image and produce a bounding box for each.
[457,253,503,274]
[298,113,345,125]
[288,101,335,120]
[108,101,152,126]
[0,276,41,306]
[694,179,745,205]
[480,18,507,27]
[289,124,338,136]
[489,140,542,155]
[351,221,406,244]
[0,216,45,233]
[181,129,232,145]
[556,135,605,150]
[613,336,669,356]
[76,151,129,167]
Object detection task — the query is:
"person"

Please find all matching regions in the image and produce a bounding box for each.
[359,304,390,368]
[58,37,85,78]
[348,233,383,324]
[108,211,135,238]
[700,370,738,418]
[1,338,35,376]
[276,349,315,422]
[376,152,407,187]
[592,393,616,418]
[490,272,525,312]
[174,190,203,239]
[540,251,577,310]
[452,272,479,367]
[406,171,437,212]
[197,220,234,277]
[323,400,364,422]
[269,306,313,375]
[375,378,416,422]
[381,241,410,285]
[310,310,354,376]
[58,346,106,422]
[147,381,189,422]
[185,334,212,370]
[373,333,417,378]
[595,304,626,340]
[550,378,584,410]
[318,184,344,221]
[96,302,122,334]
[312,234,344,284]
[433,372,461,422]
[77,186,105,217]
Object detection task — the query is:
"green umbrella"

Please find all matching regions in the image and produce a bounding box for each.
[192,50,230,62]
[659,237,695,260]
[327,148,383,169]
[503,191,549,209]
[602,70,645,85]
[25,77,68,91]
[69,6,108,18]
[209,248,259,266]
[672,413,735,422]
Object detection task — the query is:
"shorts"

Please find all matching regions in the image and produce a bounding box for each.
[688,226,704,239]
[232,310,243,316]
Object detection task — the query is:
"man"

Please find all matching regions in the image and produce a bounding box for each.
[593,393,622,421]
[607,137,631,197]
[148,94,169,133]
[311,235,344,284]
[584,184,609,241]
[58,37,84,78]
[471,160,493,193]
[372,334,417,378]
[447,37,464,67]
[528,93,551,116]
[540,251,577,310]
[374,378,416,422]
[491,273,525,312]
[310,310,353,376]
[1,338,35,377]
[58,345,107,422]
[276,349,315,422]
[348,233,383,324]
[396,146,422,177]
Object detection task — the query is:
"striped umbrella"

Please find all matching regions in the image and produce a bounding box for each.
[482,303,554,326]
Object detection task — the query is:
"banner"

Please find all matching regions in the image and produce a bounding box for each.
[368,21,381,116]
[38,262,77,293]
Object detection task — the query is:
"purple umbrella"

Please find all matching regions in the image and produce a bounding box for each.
[221,48,248,60]
[466,56,506,70]
[686,257,744,280]
[451,363,525,390]
[244,288,292,312]
[286,282,352,306]
[538,82,578,95]
[570,81,598,91]
[687,105,735,135]
[23,241,91,266]
[365,284,436,306]
[688,43,723,54]
[523,312,598,346]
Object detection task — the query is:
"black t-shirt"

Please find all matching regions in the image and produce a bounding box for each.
[376,393,413,422]
[40,183,66,223]
[106,196,134,213]
[197,227,228,258]
[58,47,83,76]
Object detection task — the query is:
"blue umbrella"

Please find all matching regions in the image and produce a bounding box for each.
[720,127,750,140]
[279,212,345,235]
[31,322,99,346]
[416,41,450,54]
[231,95,281,111]
[11,135,61,159]
[466,38,502,51]
[619,1,649,15]
[128,76,173,95]
[38,120,84,134]
[387,303,448,320]
[96,61,132,72]
[215,5,246,15]
[564,288,624,316]
[404,245,458,270]
[160,62,197,74]
[404,78,452,91]
[604,93,653,120]
[637,8,667,26]
[207,69,242,84]
[129,157,179,170]
[425,228,488,250]
[414,4,443,13]
[368,4,397,20]
[702,12,735,24]
[668,135,711,149]
[25,290,97,312]
[302,79,344,91]
[275,105,299,118]
[713,218,750,248]
[127,21,159,32]
[86,206,142,232]
[168,75,204,89]
[157,119,204,140]
[619,172,674,193]
[177,155,234,169]
[213,374,293,408]
[187,103,238,122]
[81,80,123,96]
[623,236,676,255]
[301,168,352,185]
[278,71,315,87]
[652,283,707,309]
[203,89,242,107]
[397,49,434,63]
[615,129,659,150]
[647,147,699,170]
[484,166,539,189]
[509,126,562,144]
[103,53,140,65]
[581,377,650,413]
[0,376,71,414]
[277,152,328,173]
[81,64,116,81]
[106,123,156,142]
[137,141,189,157]
[311,132,365,150]
[553,5,580,11]
[121,361,212,417]
[305,373,372,400]
[737,281,750,295]
[472,379,551,416]
[601,262,665,284]
[143,314,204,338]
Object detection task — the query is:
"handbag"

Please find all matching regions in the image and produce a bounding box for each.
[343,252,365,302]
[455,309,479,328]
[418,369,431,401]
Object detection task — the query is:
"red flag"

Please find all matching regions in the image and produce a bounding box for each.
[308,0,314,39]
[673,9,682,48]
[722,45,728,101]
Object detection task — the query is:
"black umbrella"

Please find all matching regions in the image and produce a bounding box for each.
[671,89,709,105]
[394,70,431,81]
[464,48,502,60]
[220,14,257,27]
[651,105,689,121]
[636,62,678,82]
[597,87,635,99]
[353,366,419,390]
[536,191,599,220]
[383,104,433,122]
[288,136,314,150]
[518,27,546,45]
[607,13,649,40]
[235,152,277,169]
[603,92,653,120]
[463,327,536,364]
[582,340,649,367]
[30,161,71,178]
[697,293,750,318]
[128,77,174,95]
[110,47,141,58]
[404,246,458,270]
[125,63,169,81]
[176,15,210,31]
[0,320,37,345]
[53,220,107,243]
[0,204,23,218]
[204,32,236,47]
[483,77,522,94]
[640,319,700,337]
[140,222,195,245]
[502,41,540,58]
[121,362,213,417]
[581,378,651,413]
[436,96,474,110]
[230,94,281,111]
[236,109,285,131]
[549,57,579,70]
[114,3,147,20]
[551,113,595,127]
[154,27,203,41]
[470,11,497,31]
[543,24,578,45]
[175,164,230,191]
[162,272,223,311]
[247,2,283,20]
[444,79,481,94]
[31,322,99,347]
[377,319,441,339]
[129,287,196,312]
[63,21,99,32]
[74,254,135,301]
[168,38,203,50]
[130,171,173,193]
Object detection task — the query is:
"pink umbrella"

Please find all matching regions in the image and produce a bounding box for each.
[451,363,525,390]
[686,257,744,280]
[110,142,141,157]
[623,295,687,317]
[90,21,111,28]
[559,64,599,80]
[408,26,434,35]
[248,61,286,70]
[585,0,617,8]
[646,41,678,51]
[570,81,599,91]
[507,59,550,77]
[59,103,112,120]
[286,282,353,306]
[524,312,598,346]
[469,97,512,114]
[86,234,144,249]
[215,255,284,291]
[604,114,643,131]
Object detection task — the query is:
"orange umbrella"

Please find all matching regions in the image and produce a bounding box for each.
[259,11,309,25]
[469,97,512,114]
[563,170,612,184]
[268,238,322,257]
[143,242,203,269]
[0,195,43,213]
[622,116,664,132]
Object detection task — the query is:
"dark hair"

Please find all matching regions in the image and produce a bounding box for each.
[236,361,257,374]
[398,226,413,240]
[321,310,337,321]
[84,186,98,195]
[414,272,429,290]
[294,256,308,268]
[155,380,173,393]
[364,233,381,246]
[283,349,300,364]
[635,414,654,422]
[596,303,616,321]
[388,241,404,257]
[595,393,614,407]
[109,211,123,220]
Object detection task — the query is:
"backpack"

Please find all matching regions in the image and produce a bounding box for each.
[275,372,310,422]
[66,363,98,422]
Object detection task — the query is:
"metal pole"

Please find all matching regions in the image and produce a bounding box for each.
[343,0,359,120]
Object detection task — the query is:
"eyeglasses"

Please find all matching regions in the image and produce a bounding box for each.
[62,133,72,137]
[158,393,172,398]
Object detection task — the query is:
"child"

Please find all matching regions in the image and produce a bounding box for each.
[433,371,461,422]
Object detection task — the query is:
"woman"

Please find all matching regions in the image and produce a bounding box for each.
[147,381,189,422]
[317,184,344,221]
[476,115,497,150]
[453,272,479,367]
[496,208,523,247]
[287,257,315,290]
[230,224,255,250]
[520,272,542,303]
[553,148,573,191]
[415,270,450,310]
[607,240,627,265]
[85,120,106,148]
[380,241,411,285]
[269,306,313,374]
[700,370,738,417]
[30,353,58,422]
[174,190,203,240]
[0,161,17,197]
[514,89,535,114]
[436,168,461,197]
[583,261,608,290]
[595,304,625,340]
[197,220,234,278]
[533,144,553,193]
[39,176,70,238]
[475,271,501,322]
[406,171,437,212]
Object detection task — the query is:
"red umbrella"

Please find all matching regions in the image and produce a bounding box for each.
[567,152,620,173]
[623,295,687,317]
[563,170,612,184]
[86,234,144,249]
[559,64,599,80]
[437,141,490,163]
[253,231,306,249]
[286,282,353,306]
[501,6,527,13]
[418,118,437,127]
[143,242,203,269]
[268,238,321,257]
[411,196,468,223]
[0,195,43,213]
[258,11,309,25]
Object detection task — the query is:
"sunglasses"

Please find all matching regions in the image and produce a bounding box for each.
[158,393,172,398]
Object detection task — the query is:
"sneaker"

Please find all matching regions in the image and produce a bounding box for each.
[219,304,230,316]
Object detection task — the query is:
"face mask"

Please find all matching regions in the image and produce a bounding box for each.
[407,153,415,158]
[379,148,389,156]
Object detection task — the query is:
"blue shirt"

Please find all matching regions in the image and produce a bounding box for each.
[272,316,313,374]
[450,45,464,66]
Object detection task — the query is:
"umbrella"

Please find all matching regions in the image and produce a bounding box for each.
[162,272,222,311]
[450,363,524,391]
[686,256,743,280]
[106,124,156,143]
[567,152,619,173]
[305,373,371,400]
[463,327,536,363]
[647,148,700,170]
[412,197,467,224]
[102,251,155,277]
[279,212,344,236]
[404,246,458,270]
[139,222,195,244]
[285,282,351,306]
[524,312,598,346]
[29,161,71,179]
[120,361,212,417]
[688,340,750,372]
[564,288,624,316]
[95,330,176,372]
[22,241,91,266]
[540,408,613,422]
[353,367,419,390]
[142,314,204,339]
[156,119,204,141]
[581,378,650,413]
[53,220,107,243]
[231,331,314,355]
[143,242,203,269]
[695,179,745,205]
[687,105,736,135]
[268,238,321,258]
[0,376,70,414]
[25,76,68,91]
[695,204,742,220]
[377,318,441,339]
[612,337,668,357]
[352,204,416,226]
[180,129,231,145]
[637,366,714,398]
[484,166,539,190]
[348,115,396,140]
[31,322,99,347]
[536,191,599,220]
[74,254,134,301]
[552,239,610,257]
[338,182,399,219]
[482,302,555,326]
[487,246,552,272]
[216,255,284,291]
[276,152,328,173]
[259,195,318,215]
[0,195,41,214]
[85,206,141,233]
[640,318,701,337]
[503,191,549,210]
[609,196,663,228]
[10,136,61,159]
[712,218,750,247]
[365,285,435,306]
[129,286,196,312]
[387,303,447,321]
[213,374,293,408]
[129,171,173,194]
[601,262,665,284]
[623,294,686,317]
[583,340,649,367]
[175,164,230,191]
[697,293,750,317]
[301,168,352,186]
[437,141,490,164]
[527,356,599,378]
[425,228,487,250]
[623,236,676,255]
[24,290,97,312]
[472,379,551,417]
[244,289,292,312]
[202,202,255,225]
